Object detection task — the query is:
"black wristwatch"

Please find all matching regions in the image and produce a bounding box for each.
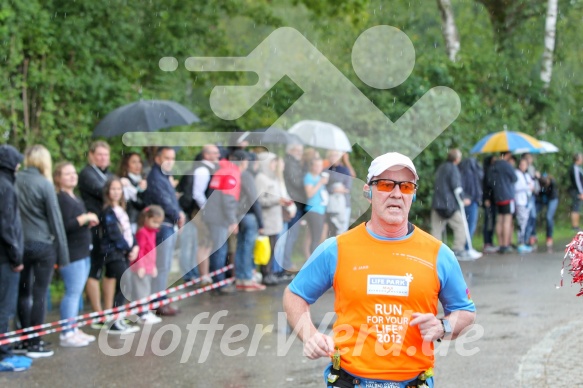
[436,319,452,342]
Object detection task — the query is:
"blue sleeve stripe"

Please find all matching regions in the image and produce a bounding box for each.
[437,244,476,315]
[288,238,338,304]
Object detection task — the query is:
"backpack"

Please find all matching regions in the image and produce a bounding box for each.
[177,163,215,215]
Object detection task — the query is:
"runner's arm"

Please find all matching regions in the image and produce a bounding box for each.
[283,288,334,359]
[442,309,475,340]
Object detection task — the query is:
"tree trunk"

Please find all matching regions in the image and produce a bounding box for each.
[539,0,558,134]
[436,0,461,62]
[540,0,558,89]
[22,58,30,132]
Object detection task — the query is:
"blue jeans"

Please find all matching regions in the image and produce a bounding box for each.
[537,198,559,238]
[60,257,90,334]
[179,220,199,281]
[208,224,228,284]
[153,224,177,293]
[282,204,305,271]
[464,201,479,250]
[525,195,538,241]
[0,263,20,359]
[235,214,258,281]
[483,204,497,245]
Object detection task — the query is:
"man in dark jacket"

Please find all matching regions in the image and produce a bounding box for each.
[0,145,31,371]
[143,147,185,315]
[79,141,114,313]
[489,152,517,253]
[431,149,482,261]
[458,157,483,248]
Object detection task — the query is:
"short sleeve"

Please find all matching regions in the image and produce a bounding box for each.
[436,244,476,315]
[288,237,338,304]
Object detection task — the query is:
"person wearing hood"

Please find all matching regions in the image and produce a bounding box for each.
[0,145,32,372]
[14,145,69,359]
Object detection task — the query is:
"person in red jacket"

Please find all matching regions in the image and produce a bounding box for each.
[130,206,164,325]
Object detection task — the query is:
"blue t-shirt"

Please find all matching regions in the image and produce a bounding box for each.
[304,173,326,215]
[289,226,475,315]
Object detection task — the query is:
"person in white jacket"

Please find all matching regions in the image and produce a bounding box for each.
[514,157,534,253]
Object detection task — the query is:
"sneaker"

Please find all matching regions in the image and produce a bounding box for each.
[139,312,162,325]
[262,274,280,286]
[91,321,107,330]
[455,250,481,261]
[252,271,263,284]
[74,329,96,343]
[275,271,296,282]
[200,275,213,287]
[107,320,140,335]
[60,331,89,348]
[236,280,267,292]
[0,355,32,372]
[155,305,180,316]
[517,244,533,254]
[483,244,499,254]
[25,343,54,358]
[210,284,236,296]
[529,236,538,246]
[12,342,28,355]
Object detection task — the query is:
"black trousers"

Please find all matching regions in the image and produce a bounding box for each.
[18,241,56,345]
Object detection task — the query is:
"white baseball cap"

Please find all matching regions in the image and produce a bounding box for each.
[366,152,419,183]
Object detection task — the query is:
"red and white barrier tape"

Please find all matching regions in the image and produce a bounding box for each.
[0,264,234,346]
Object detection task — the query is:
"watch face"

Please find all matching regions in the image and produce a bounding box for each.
[442,319,453,334]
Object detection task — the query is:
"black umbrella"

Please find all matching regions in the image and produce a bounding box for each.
[93,99,200,138]
[240,127,303,146]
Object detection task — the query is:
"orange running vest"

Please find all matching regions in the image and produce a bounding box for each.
[333,223,441,381]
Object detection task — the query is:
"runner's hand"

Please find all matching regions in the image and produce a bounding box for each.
[410,312,443,342]
[304,332,334,360]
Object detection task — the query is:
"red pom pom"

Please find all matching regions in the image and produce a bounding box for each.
[562,232,583,297]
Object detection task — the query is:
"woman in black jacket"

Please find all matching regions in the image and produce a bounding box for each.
[54,162,99,348]
[14,145,69,358]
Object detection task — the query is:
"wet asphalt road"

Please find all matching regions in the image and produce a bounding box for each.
[2,244,582,388]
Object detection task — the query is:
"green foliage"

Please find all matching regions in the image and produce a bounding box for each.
[1,0,582,224]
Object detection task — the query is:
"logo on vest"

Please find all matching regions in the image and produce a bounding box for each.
[367,274,413,296]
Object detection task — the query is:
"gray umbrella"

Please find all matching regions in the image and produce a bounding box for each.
[93,99,200,138]
[240,127,303,146]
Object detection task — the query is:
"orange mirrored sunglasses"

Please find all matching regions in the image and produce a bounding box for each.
[369,179,417,194]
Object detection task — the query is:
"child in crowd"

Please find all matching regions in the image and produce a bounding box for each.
[97,177,140,335]
[130,206,164,324]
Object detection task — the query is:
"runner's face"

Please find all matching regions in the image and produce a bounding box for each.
[368,167,416,227]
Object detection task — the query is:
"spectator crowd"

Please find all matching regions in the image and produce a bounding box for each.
[0,140,355,372]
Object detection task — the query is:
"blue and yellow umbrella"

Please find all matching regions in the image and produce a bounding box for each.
[470,130,543,154]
